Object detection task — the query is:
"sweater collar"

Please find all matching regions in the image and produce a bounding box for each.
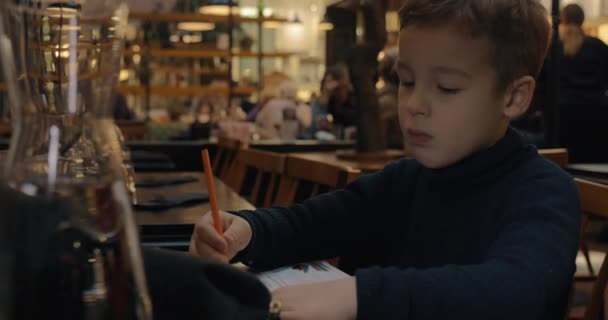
[423,127,531,190]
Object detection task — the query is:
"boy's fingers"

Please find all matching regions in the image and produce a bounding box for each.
[194,220,228,254]
[223,232,241,260]
[190,238,229,263]
[223,226,240,247]
[220,211,234,226]
[202,231,228,254]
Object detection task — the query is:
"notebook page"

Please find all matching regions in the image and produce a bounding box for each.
[256,261,349,291]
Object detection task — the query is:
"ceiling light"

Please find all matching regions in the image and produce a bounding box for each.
[319,14,333,31]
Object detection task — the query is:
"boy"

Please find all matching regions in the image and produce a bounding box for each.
[190,1,580,319]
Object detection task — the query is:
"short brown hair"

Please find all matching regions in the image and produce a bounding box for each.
[399,0,551,90]
[561,4,584,26]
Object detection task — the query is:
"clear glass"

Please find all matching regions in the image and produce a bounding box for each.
[0,149,7,177]
[0,1,151,319]
[114,123,137,204]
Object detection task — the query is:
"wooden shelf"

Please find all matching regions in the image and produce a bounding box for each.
[116,85,147,96]
[234,52,291,58]
[117,86,258,97]
[123,65,228,76]
[117,85,257,96]
[123,49,292,59]
[143,66,229,76]
[31,17,114,27]
[28,42,114,51]
[27,72,110,82]
[124,48,292,59]
[114,11,286,107]
[233,86,258,95]
[124,48,229,58]
[128,12,288,24]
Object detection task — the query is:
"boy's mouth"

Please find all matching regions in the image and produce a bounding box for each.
[406,129,433,146]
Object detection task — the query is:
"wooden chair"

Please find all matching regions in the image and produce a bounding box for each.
[273,156,361,267]
[213,136,248,183]
[273,155,361,207]
[569,178,608,320]
[228,149,286,208]
[539,148,568,168]
[577,179,608,277]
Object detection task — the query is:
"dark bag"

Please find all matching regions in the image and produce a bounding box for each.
[144,248,271,320]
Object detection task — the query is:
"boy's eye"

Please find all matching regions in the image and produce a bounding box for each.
[437,85,461,94]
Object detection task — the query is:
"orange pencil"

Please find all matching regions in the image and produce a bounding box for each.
[201,149,223,234]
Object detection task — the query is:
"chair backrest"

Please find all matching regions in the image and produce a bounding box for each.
[575,178,608,320]
[229,149,286,208]
[213,136,248,183]
[273,156,361,207]
[539,148,568,168]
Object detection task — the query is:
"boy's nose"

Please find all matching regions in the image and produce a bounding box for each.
[404,90,430,117]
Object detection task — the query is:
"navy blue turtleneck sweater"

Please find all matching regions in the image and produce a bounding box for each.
[235,128,580,320]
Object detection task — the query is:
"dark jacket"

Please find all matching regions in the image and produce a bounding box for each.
[558,36,608,106]
[556,36,608,162]
[0,182,270,320]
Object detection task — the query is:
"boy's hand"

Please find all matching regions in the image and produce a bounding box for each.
[272,278,357,320]
[189,211,252,263]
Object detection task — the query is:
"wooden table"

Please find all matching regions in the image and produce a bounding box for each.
[288,149,407,173]
[120,139,357,171]
[567,163,608,185]
[0,138,357,170]
[135,172,254,249]
[135,172,254,226]
[289,148,570,173]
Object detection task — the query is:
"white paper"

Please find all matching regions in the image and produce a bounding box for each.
[257,261,349,291]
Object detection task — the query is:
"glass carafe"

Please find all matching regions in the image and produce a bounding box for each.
[0,1,152,319]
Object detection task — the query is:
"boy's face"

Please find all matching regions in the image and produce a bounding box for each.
[397,25,510,169]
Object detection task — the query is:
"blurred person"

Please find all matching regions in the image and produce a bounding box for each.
[255,81,311,140]
[303,65,358,139]
[557,3,608,162]
[246,86,278,122]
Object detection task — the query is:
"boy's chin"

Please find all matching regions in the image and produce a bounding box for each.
[411,150,456,169]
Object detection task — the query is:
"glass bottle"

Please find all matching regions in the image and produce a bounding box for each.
[0,1,152,319]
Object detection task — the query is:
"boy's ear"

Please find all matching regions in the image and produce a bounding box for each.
[502,76,536,119]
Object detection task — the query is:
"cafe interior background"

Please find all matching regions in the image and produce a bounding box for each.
[0,0,607,154]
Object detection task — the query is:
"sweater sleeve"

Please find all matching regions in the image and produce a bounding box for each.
[355,172,580,320]
[232,161,405,270]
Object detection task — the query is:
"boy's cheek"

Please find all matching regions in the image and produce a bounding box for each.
[397,107,410,128]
